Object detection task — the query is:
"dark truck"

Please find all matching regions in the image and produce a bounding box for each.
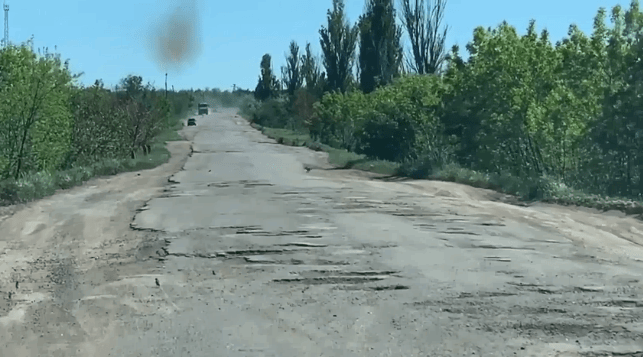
[198,103,209,115]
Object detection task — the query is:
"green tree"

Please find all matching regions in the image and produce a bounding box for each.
[112,75,170,159]
[120,75,144,98]
[595,0,643,196]
[319,0,359,93]
[442,21,563,179]
[0,42,77,179]
[548,22,604,187]
[67,80,129,165]
[400,0,449,74]
[357,0,404,93]
[254,53,279,101]
[300,42,324,96]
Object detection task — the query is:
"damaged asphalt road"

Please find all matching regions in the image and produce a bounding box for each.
[2,108,643,356]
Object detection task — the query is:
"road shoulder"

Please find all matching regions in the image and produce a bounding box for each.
[0,138,192,357]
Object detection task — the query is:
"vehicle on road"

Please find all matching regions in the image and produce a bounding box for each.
[187,118,197,126]
[198,103,209,115]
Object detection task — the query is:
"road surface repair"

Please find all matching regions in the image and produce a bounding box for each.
[1,108,643,356]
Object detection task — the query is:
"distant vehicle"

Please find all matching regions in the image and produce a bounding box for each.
[187,118,197,126]
[198,103,209,115]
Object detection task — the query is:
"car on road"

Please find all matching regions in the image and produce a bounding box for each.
[187,118,197,126]
[198,103,209,115]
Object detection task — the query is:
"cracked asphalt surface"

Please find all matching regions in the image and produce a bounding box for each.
[2,108,643,356]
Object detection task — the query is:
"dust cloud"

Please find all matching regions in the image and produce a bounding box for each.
[147,0,202,72]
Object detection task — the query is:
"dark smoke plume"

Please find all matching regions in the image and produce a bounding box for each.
[148,0,202,72]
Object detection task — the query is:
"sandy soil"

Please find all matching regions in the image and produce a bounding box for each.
[1,108,642,356]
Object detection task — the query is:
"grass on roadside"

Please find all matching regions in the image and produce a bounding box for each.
[0,117,186,207]
[249,121,643,217]
[256,125,400,175]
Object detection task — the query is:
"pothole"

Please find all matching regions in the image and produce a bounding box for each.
[584,299,643,308]
[536,287,563,294]
[244,182,274,188]
[478,221,505,226]
[391,213,443,217]
[277,242,328,247]
[272,276,387,285]
[512,321,605,337]
[244,256,277,263]
[298,270,399,277]
[231,227,311,236]
[574,286,606,293]
[438,231,480,235]
[369,285,409,291]
[240,257,347,266]
[457,291,517,298]
[208,183,231,188]
[517,306,568,314]
[129,224,165,233]
[473,245,535,250]
[331,249,368,255]
[206,181,274,188]
[506,282,542,287]
[223,248,296,256]
[340,284,410,291]
[414,224,436,228]
[483,256,512,262]
[172,248,302,259]
[580,350,643,357]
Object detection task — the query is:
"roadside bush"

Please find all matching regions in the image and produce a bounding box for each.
[238,97,259,119]
[356,108,417,162]
[353,75,447,162]
[291,89,317,123]
[67,82,129,166]
[397,142,457,179]
[250,97,290,128]
[311,90,369,150]
[397,155,434,179]
[168,90,195,117]
[0,179,19,204]
[10,171,58,202]
[237,94,258,112]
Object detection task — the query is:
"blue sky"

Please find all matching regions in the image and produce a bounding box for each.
[6,0,623,91]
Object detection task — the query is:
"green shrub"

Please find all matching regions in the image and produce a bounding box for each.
[356,107,418,162]
[251,98,290,128]
[309,74,447,162]
[0,179,19,204]
[397,156,434,179]
[311,90,369,149]
[12,171,57,202]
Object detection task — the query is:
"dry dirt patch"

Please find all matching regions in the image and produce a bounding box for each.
[0,140,191,356]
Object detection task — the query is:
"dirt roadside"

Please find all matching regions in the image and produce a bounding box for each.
[0,130,193,356]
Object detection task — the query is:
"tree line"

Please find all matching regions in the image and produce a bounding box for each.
[0,39,202,203]
[250,0,643,202]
